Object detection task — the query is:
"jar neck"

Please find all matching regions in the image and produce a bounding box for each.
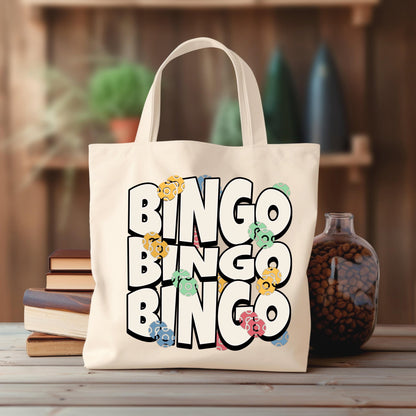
[324,213,355,235]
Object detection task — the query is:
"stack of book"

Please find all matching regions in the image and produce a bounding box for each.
[24,249,94,357]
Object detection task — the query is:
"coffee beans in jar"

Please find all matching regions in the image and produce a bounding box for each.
[307,213,379,352]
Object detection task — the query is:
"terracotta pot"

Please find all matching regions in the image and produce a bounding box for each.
[109,117,140,143]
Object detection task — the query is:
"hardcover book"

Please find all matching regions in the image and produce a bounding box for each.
[46,272,95,291]
[23,289,91,339]
[26,332,84,356]
[49,249,91,272]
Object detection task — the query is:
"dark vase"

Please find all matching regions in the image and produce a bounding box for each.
[305,44,349,153]
[307,213,380,353]
[263,50,301,144]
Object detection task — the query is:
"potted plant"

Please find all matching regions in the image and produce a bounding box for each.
[89,63,154,143]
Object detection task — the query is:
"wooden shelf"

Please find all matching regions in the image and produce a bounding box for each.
[320,134,372,167]
[22,0,379,7]
[22,0,379,26]
[28,134,372,183]
[320,134,372,182]
[27,155,89,171]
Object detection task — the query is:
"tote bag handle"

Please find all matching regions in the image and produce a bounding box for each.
[134,37,267,147]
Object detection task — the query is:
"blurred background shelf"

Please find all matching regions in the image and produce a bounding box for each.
[23,0,379,26]
[27,155,89,170]
[28,135,372,183]
[22,0,379,6]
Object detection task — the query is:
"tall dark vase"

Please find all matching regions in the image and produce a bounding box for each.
[305,44,349,153]
[263,50,301,144]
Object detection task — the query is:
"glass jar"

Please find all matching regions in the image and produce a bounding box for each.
[307,213,380,352]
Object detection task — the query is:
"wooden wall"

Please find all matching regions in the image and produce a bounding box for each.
[0,0,415,324]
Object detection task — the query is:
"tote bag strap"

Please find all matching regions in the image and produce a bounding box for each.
[134,37,267,147]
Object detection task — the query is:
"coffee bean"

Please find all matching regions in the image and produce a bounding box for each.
[307,239,378,352]
[362,248,372,257]
[354,253,363,264]
[342,243,351,252]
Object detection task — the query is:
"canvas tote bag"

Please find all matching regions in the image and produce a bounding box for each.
[84,37,319,371]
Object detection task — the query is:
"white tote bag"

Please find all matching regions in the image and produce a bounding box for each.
[84,37,319,371]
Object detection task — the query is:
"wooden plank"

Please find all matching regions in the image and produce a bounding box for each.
[362,337,416,352]
[0,323,27,334]
[1,347,416,368]
[0,408,414,416]
[6,0,48,322]
[1,366,416,386]
[319,8,367,133]
[176,10,230,141]
[0,334,27,351]
[320,153,372,167]
[22,0,380,8]
[1,322,414,349]
[370,0,416,325]
[0,350,84,366]
[133,9,181,140]
[47,8,92,249]
[28,155,89,170]
[0,384,414,407]
[0,1,13,323]
[373,325,416,337]
[317,6,370,236]
[274,7,319,107]
[90,8,123,57]
[1,333,413,353]
[228,9,264,87]
[309,351,416,368]
[261,0,379,5]
[29,134,373,170]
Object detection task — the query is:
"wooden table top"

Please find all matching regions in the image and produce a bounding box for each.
[1,323,415,415]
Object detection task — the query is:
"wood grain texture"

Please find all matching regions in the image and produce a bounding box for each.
[0,324,415,411]
[309,351,416,368]
[0,0,13,322]
[362,336,416,352]
[0,383,415,407]
[369,0,416,325]
[373,325,416,337]
[21,0,381,7]
[0,1,48,322]
[0,408,414,416]
[1,366,416,385]
[2,347,416,368]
